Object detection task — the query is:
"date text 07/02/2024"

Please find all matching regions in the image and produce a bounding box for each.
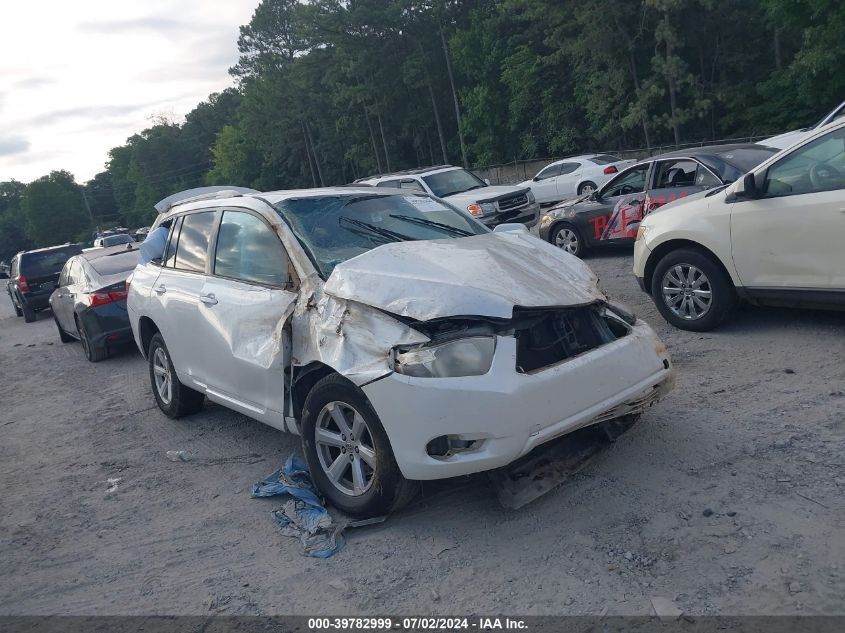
[307,617,528,630]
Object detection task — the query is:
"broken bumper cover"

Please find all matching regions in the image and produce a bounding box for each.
[362,321,675,480]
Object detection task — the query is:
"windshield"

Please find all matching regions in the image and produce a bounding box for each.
[274,193,489,278]
[422,169,487,198]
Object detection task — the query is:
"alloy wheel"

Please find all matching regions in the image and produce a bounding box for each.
[554,227,580,255]
[314,401,377,497]
[661,264,713,320]
[152,347,173,405]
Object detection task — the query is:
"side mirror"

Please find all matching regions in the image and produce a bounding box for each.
[493,223,529,234]
[741,172,758,198]
[532,176,540,182]
[484,178,491,186]
[589,191,598,201]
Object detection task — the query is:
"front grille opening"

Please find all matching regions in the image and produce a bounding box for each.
[498,194,528,211]
[515,307,621,373]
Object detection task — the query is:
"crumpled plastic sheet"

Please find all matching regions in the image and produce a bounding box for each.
[251,455,345,558]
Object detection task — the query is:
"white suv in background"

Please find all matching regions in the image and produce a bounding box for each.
[519,154,636,204]
[634,119,845,331]
[358,165,540,228]
[128,186,674,517]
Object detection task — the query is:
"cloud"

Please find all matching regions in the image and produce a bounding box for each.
[0,136,30,156]
[27,104,156,127]
[14,77,55,90]
[77,16,189,34]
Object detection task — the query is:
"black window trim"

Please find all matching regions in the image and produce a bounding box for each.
[599,162,650,199]
[209,206,299,291]
[166,208,220,275]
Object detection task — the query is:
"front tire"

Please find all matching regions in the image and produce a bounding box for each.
[301,374,417,517]
[55,315,74,343]
[550,222,586,258]
[147,333,204,418]
[651,248,736,331]
[10,294,22,317]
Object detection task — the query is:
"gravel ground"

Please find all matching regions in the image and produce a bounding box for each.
[1,251,843,616]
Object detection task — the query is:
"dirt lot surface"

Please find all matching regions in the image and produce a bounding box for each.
[1,251,844,616]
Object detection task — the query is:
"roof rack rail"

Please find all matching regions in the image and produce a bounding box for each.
[154,186,261,214]
[353,164,456,183]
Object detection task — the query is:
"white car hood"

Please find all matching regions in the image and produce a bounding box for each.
[444,185,528,207]
[323,232,603,321]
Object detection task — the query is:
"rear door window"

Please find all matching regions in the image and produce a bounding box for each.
[654,160,698,188]
[174,211,216,273]
[214,211,291,287]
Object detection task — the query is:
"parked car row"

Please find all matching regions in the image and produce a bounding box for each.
[537,143,779,257]
[634,118,845,330]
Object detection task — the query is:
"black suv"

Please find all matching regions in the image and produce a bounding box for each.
[6,244,83,323]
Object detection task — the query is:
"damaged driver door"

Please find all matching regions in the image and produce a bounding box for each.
[196,209,297,430]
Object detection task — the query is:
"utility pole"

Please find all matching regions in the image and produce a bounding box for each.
[440,22,468,169]
[79,184,95,228]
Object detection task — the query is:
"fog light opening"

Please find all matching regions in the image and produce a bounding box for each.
[426,435,479,458]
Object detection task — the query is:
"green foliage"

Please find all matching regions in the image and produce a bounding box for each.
[13,0,843,242]
[21,171,90,246]
[0,180,31,261]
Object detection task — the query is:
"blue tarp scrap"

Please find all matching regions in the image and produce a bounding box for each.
[251,454,346,558]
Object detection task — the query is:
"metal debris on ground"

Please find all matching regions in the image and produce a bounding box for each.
[165,450,191,462]
[489,415,639,509]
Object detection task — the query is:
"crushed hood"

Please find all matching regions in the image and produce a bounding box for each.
[323,232,603,321]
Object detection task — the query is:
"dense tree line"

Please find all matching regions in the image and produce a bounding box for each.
[2,0,843,260]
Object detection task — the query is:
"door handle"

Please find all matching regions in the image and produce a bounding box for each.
[200,293,218,306]
[154,285,167,294]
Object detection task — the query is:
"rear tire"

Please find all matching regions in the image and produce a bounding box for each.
[147,333,204,418]
[55,316,74,343]
[301,374,417,518]
[578,181,597,196]
[77,317,107,362]
[22,302,36,323]
[651,248,736,331]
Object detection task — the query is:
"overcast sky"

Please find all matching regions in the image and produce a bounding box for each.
[0,0,257,184]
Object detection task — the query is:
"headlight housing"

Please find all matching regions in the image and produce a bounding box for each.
[394,337,496,378]
[466,202,497,217]
[527,190,536,203]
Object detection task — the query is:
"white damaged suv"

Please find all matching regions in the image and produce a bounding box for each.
[129,186,675,516]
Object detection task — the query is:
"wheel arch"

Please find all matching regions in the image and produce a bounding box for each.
[291,361,341,423]
[138,316,160,359]
[644,239,735,296]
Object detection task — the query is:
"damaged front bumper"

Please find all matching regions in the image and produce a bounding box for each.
[361,320,675,480]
